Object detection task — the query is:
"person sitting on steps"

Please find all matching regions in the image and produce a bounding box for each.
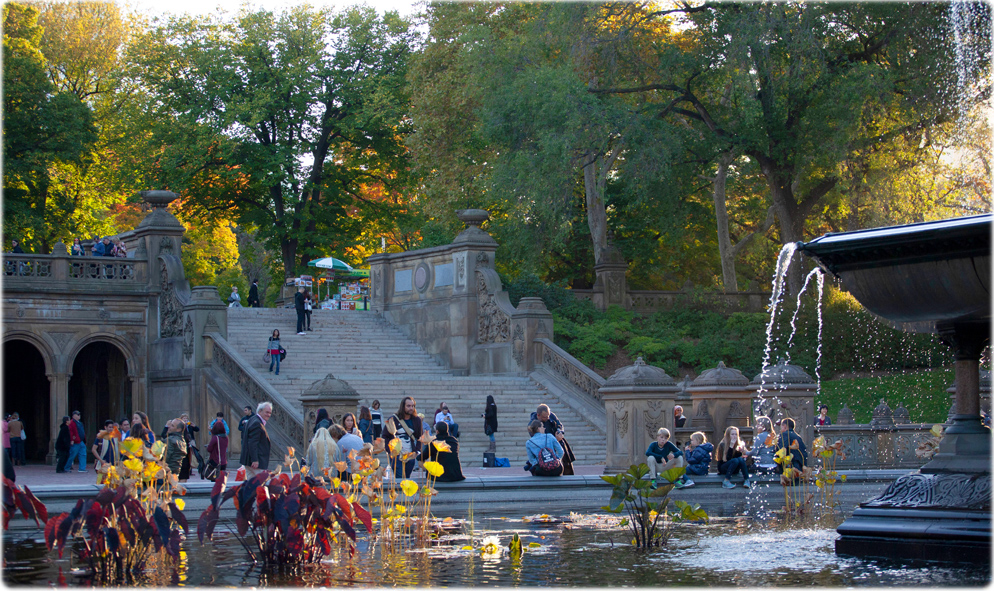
[682,431,713,488]
[645,427,689,488]
[524,420,564,477]
[716,426,752,489]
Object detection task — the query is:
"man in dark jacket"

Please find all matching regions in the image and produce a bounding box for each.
[294,286,306,334]
[248,279,260,307]
[55,416,71,473]
[529,404,575,475]
[240,402,272,478]
[238,405,253,446]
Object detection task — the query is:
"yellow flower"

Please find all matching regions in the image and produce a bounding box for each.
[174,498,185,511]
[352,473,363,484]
[120,438,143,458]
[123,458,143,473]
[840,474,847,482]
[388,438,402,455]
[423,461,444,478]
[287,446,296,458]
[400,479,418,497]
[432,440,452,453]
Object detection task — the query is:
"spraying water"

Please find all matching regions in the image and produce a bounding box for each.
[758,243,797,397]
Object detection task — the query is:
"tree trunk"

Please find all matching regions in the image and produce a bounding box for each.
[581,141,624,267]
[712,152,738,293]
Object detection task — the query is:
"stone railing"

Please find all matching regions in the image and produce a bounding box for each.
[204,333,306,450]
[2,252,147,286]
[814,424,934,470]
[535,338,606,403]
[571,288,767,314]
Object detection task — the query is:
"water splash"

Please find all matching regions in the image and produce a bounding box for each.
[759,243,797,396]
[784,267,826,367]
[813,270,825,401]
[950,0,984,136]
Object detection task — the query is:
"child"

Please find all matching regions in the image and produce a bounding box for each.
[645,427,689,488]
[716,426,752,489]
[682,431,714,488]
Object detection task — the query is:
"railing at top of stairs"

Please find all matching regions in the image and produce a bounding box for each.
[532,338,607,435]
[203,332,306,452]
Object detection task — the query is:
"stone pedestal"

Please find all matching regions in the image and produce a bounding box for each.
[750,359,816,445]
[599,357,680,473]
[591,246,628,312]
[300,374,360,437]
[689,362,752,448]
[511,297,554,372]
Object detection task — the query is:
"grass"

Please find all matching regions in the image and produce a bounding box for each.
[818,368,955,425]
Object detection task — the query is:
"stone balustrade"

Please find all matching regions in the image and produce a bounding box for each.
[2,250,148,289]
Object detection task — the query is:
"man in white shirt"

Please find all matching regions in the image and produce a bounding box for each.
[434,403,460,438]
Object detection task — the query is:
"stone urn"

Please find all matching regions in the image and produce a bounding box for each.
[299,374,360,437]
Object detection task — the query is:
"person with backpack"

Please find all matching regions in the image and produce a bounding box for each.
[524,420,564,477]
[529,403,575,475]
[267,329,282,375]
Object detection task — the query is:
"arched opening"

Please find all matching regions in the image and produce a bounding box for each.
[68,342,130,446]
[2,340,51,463]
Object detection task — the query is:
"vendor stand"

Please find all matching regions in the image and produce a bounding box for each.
[306,257,370,310]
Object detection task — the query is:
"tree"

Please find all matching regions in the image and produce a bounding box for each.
[3,2,98,252]
[124,6,415,279]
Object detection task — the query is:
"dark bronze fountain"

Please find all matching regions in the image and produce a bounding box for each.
[799,213,991,563]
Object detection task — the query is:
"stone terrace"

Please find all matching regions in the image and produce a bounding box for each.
[225,307,605,466]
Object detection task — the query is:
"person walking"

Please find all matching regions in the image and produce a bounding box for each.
[91,420,120,479]
[238,405,254,448]
[8,413,24,466]
[383,396,423,478]
[294,286,307,335]
[268,329,282,375]
[208,412,229,436]
[228,286,242,308]
[55,416,71,473]
[205,420,228,481]
[178,413,202,481]
[240,402,273,479]
[529,404,575,475]
[248,279,261,308]
[64,410,87,473]
[483,395,498,452]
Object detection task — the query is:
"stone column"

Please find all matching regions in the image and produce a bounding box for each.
[869,399,896,466]
[591,246,628,312]
[689,362,751,447]
[511,297,553,372]
[599,357,680,473]
[750,359,817,445]
[300,374,360,437]
[47,372,70,465]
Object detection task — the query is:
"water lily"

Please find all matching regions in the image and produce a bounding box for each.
[400,479,418,497]
[423,461,444,478]
[479,535,502,556]
[174,498,185,511]
[431,440,451,453]
[123,458,143,473]
[388,438,402,455]
[120,438,143,458]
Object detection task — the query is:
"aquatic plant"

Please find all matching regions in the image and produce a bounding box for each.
[811,436,847,514]
[44,434,189,584]
[2,476,48,529]
[600,463,707,550]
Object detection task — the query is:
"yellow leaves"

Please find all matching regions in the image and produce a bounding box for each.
[143,462,163,481]
[352,473,362,485]
[431,440,451,453]
[287,446,296,458]
[120,438,143,458]
[840,474,847,482]
[812,436,826,450]
[334,461,348,473]
[819,449,835,458]
[174,498,185,511]
[789,440,800,450]
[930,424,944,438]
[388,438,402,455]
[400,479,418,497]
[423,461,444,478]
[150,440,166,460]
[123,458,143,473]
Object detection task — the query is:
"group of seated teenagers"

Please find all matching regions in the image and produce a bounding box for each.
[645,416,808,489]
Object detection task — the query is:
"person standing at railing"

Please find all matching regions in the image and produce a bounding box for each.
[10,239,23,253]
[95,236,116,256]
[248,279,261,308]
[71,238,85,256]
[114,239,127,258]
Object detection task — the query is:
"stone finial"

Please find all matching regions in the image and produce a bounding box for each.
[750,358,814,386]
[691,361,749,387]
[141,190,179,209]
[837,403,854,425]
[603,356,676,387]
[893,405,911,424]
[302,373,358,399]
[453,209,497,246]
[870,398,894,429]
[52,241,68,256]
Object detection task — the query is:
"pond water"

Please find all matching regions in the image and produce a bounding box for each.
[3,515,989,587]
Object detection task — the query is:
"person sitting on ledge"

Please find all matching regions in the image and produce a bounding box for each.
[645,427,689,488]
[420,422,465,482]
[682,431,713,488]
[524,420,564,477]
[775,417,808,481]
[716,426,752,489]
[746,416,777,473]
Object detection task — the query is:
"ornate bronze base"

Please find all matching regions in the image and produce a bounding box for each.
[836,472,991,563]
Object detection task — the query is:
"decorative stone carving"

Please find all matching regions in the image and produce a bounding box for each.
[135,237,147,258]
[863,473,991,510]
[204,312,220,331]
[414,263,430,292]
[159,262,183,338]
[476,272,509,343]
[643,409,665,438]
[182,316,194,361]
[511,324,525,365]
[870,399,895,429]
[837,403,854,425]
[537,320,548,336]
[893,405,911,424]
[543,346,602,401]
[48,332,74,352]
[372,269,382,299]
[476,252,490,268]
[694,400,715,433]
[159,236,174,255]
[728,400,747,418]
[16,306,25,318]
[604,356,676,387]
[98,309,111,320]
[693,361,749,387]
[455,257,466,289]
[616,411,629,439]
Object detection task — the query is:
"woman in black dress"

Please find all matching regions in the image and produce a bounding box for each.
[483,395,498,452]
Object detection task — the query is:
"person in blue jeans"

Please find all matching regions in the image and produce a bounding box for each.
[715,426,752,488]
[64,410,87,473]
[268,329,281,375]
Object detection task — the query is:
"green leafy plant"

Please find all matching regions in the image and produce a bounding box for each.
[600,463,705,550]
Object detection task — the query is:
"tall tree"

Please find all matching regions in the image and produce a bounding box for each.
[125,6,415,279]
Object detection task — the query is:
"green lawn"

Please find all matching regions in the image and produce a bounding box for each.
[817,368,955,425]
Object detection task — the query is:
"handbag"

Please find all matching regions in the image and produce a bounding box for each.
[279,347,287,361]
[203,459,220,481]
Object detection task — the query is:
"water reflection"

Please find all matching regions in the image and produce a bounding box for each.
[3,515,990,587]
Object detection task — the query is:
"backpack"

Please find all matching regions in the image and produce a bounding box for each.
[536,436,562,472]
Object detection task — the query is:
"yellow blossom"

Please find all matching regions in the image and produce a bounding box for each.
[123,458,143,473]
[120,439,143,458]
[423,461,444,478]
[432,440,452,453]
[174,498,185,510]
[400,479,418,497]
[388,438,402,455]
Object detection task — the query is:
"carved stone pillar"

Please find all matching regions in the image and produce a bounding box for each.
[47,372,70,465]
[689,362,751,448]
[599,357,680,473]
[300,374,360,437]
[591,246,628,312]
[510,297,553,372]
[750,359,817,445]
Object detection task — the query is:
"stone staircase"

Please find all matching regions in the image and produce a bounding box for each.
[225,307,605,466]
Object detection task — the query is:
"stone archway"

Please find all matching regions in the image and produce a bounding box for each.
[2,340,51,463]
[68,342,130,445]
